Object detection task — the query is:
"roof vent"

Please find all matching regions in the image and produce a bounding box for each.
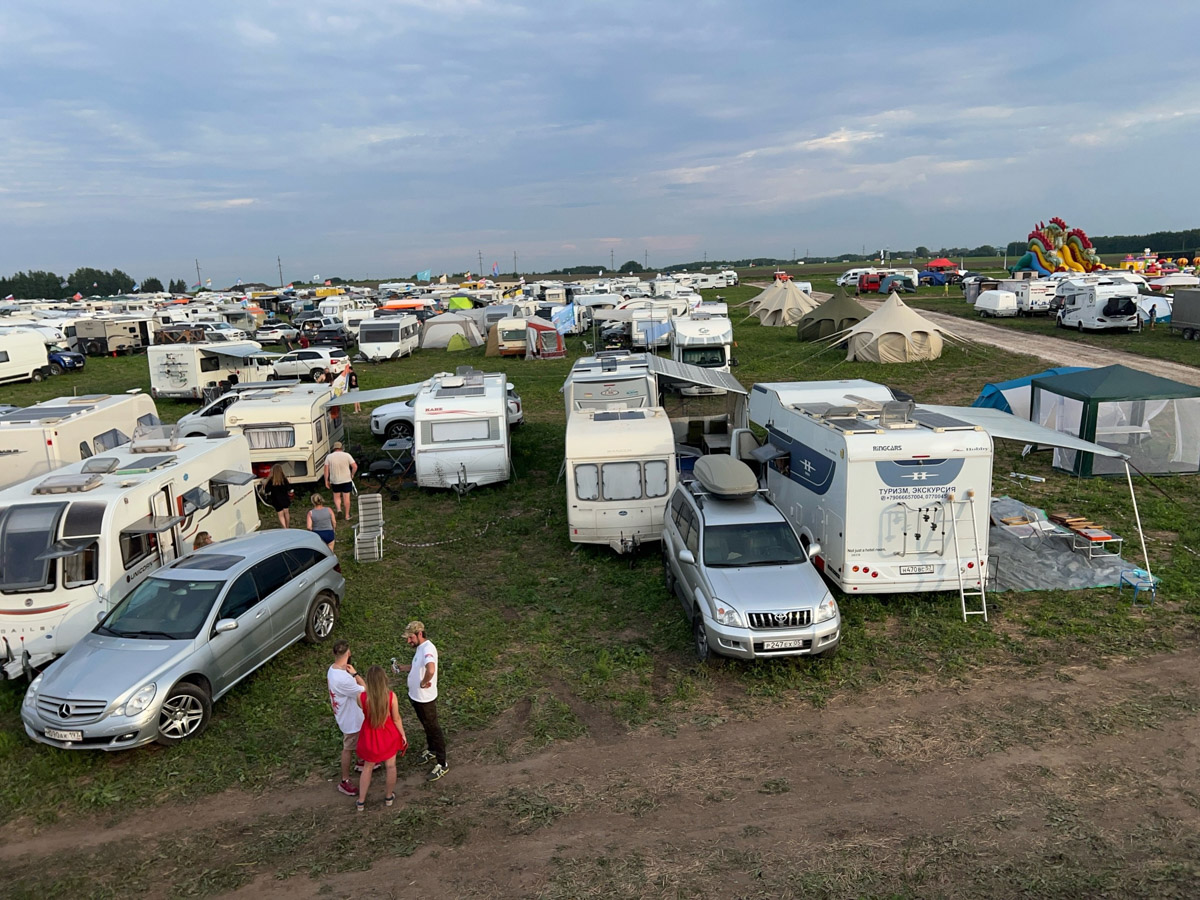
[129,423,185,452]
[33,473,104,494]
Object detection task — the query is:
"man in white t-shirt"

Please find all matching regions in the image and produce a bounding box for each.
[395,620,448,781]
[327,640,366,797]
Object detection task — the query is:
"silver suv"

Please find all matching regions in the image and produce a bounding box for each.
[21,530,345,750]
[271,347,349,380]
[662,456,840,661]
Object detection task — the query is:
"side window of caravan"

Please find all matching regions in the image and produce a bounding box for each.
[63,542,99,588]
[200,356,220,372]
[574,464,599,501]
[427,419,494,443]
[315,414,325,445]
[120,532,156,570]
[210,480,230,509]
[601,462,642,501]
[181,487,213,515]
[245,427,296,449]
[0,351,8,363]
[0,503,67,593]
[644,461,669,498]
[93,429,130,454]
[79,441,93,459]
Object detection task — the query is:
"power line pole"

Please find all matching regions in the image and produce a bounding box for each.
[277,256,284,288]
[610,249,614,271]
[644,250,648,271]
[477,251,483,279]
[513,251,518,275]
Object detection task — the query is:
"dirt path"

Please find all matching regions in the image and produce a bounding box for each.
[4,648,1199,898]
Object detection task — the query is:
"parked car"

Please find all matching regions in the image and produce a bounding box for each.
[47,344,86,375]
[254,322,300,344]
[314,323,356,349]
[298,316,342,336]
[371,383,524,440]
[21,530,345,750]
[196,321,249,342]
[270,347,349,380]
[661,456,840,662]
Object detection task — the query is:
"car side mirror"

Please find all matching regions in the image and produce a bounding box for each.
[806,542,822,560]
[214,618,239,635]
[678,549,696,565]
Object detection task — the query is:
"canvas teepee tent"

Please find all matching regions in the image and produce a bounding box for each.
[832,293,963,363]
[796,289,871,341]
[745,279,821,327]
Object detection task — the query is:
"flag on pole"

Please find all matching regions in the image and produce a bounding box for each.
[132,283,140,292]
[3,294,13,301]
[417,269,431,282]
[324,279,332,286]
[73,292,83,300]
[286,283,294,289]
[205,278,212,287]
[491,261,500,277]
[193,281,201,288]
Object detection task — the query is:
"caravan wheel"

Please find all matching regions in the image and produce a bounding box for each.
[1077,320,1085,332]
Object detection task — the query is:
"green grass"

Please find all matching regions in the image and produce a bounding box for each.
[0,288,1197,828]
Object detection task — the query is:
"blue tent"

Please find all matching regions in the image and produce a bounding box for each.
[918,270,947,286]
[972,367,1089,418]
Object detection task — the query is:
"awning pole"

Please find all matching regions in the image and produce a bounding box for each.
[1125,461,1152,580]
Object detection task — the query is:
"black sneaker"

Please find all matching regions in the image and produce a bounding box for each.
[418,749,436,765]
[427,763,449,782]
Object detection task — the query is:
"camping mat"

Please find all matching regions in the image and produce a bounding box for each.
[987,496,1132,592]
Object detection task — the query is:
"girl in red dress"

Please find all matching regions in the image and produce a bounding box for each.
[355,665,408,810]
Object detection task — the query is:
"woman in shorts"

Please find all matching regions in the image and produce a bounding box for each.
[307,493,337,550]
[266,464,294,529]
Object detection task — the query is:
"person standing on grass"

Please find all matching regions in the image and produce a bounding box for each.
[266,464,294,528]
[328,641,366,798]
[346,365,361,413]
[1149,307,1157,330]
[324,441,358,520]
[355,665,408,811]
[395,621,448,781]
[307,493,337,550]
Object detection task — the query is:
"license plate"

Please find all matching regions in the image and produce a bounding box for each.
[45,728,83,742]
[899,565,935,575]
[762,639,804,651]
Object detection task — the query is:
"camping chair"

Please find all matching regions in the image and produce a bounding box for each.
[353,493,385,562]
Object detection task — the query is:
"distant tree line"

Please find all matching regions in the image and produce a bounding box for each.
[0,268,190,299]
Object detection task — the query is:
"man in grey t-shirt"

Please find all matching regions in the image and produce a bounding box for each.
[324,441,358,519]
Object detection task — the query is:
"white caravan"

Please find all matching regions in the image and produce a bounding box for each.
[0,429,258,677]
[562,352,659,417]
[224,383,345,483]
[148,341,276,400]
[0,330,53,385]
[1055,278,1140,332]
[631,306,673,350]
[357,315,420,361]
[413,369,512,492]
[0,393,160,490]
[565,407,676,553]
[997,278,1055,316]
[745,380,993,595]
[671,310,733,395]
[974,290,1019,317]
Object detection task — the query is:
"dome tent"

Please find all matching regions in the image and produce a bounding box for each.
[420,313,484,349]
[796,288,871,341]
[830,293,964,363]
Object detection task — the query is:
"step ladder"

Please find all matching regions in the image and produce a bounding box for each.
[947,490,987,622]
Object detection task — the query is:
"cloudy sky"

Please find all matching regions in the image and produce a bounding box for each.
[2,0,1199,285]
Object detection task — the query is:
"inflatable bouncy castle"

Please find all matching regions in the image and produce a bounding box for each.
[1012,217,1105,275]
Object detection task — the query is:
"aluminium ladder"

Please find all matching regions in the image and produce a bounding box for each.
[946,489,988,622]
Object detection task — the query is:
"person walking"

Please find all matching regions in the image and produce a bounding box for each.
[354,665,408,811]
[307,493,337,550]
[324,441,358,520]
[395,621,447,781]
[299,333,311,349]
[327,641,366,798]
[1149,307,1158,330]
[266,464,294,528]
[346,365,361,413]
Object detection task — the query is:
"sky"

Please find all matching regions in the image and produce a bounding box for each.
[3,0,1200,286]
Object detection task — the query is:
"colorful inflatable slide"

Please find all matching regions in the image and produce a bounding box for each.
[1012,217,1105,275]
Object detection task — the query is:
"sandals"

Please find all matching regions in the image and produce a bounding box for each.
[355,800,365,812]
[385,794,396,807]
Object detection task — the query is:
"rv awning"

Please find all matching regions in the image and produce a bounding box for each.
[591,309,635,322]
[210,469,255,486]
[324,381,426,408]
[200,345,265,360]
[35,537,96,561]
[916,405,1127,459]
[646,355,747,395]
[122,514,185,534]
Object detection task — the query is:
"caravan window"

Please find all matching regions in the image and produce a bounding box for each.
[79,441,93,459]
[210,479,230,509]
[644,461,669,498]
[574,464,599,501]
[93,428,130,454]
[181,487,213,515]
[360,325,398,343]
[315,414,325,445]
[427,418,495,443]
[120,532,156,570]
[245,426,296,449]
[63,542,99,588]
[0,351,8,363]
[601,462,642,501]
[0,503,67,592]
[138,413,161,428]
[200,356,220,372]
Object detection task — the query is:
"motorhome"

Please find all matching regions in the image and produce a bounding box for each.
[565,407,676,553]
[224,383,344,483]
[495,317,530,356]
[744,380,993,595]
[836,267,877,287]
[318,295,370,323]
[562,352,659,417]
[0,330,53,385]
[996,278,1056,316]
[0,428,258,677]
[412,369,512,492]
[0,393,160,490]
[631,306,673,350]
[1055,278,1140,332]
[147,341,276,400]
[357,315,420,361]
[717,269,739,287]
[73,316,154,355]
[671,310,733,395]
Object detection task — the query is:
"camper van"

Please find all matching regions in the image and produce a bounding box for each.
[0,393,161,490]
[0,330,53,385]
[565,407,676,553]
[745,380,993,595]
[224,384,344,483]
[148,341,276,400]
[717,269,739,287]
[974,290,1019,318]
[358,315,419,362]
[562,353,659,417]
[671,311,733,395]
[836,267,877,288]
[410,369,511,492]
[1055,278,1140,332]
[0,429,258,678]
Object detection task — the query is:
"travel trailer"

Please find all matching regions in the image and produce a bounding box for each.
[974,290,1019,318]
[357,315,420,361]
[562,352,659,417]
[412,369,512,492]
[224,383,344,483]
[72,316,154,355]
[671,310,733,395]
[0,428,258,678]
[998,278,1055,316]
[744,380,993,596]
[0,330,53,385]
[147,341,276,400]
[1055,278,1140,332]
[495,317,530,356]
[631,306,673,350]
[0,393,160,490]
[565,407,676,553]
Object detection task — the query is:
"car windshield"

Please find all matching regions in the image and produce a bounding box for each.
[98,575,223,640]
[702,522,805,568]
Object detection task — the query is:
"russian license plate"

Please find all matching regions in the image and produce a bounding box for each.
[45,728,83,742]
[899,565,935,575]
[762,639,804,651]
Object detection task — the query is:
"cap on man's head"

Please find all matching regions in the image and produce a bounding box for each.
[334,441,343,450]
[403,620,425,638]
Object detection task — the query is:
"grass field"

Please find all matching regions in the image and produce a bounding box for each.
[0,285,1198,895]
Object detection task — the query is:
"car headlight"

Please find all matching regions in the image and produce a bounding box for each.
[814,594,838,624]
[120,683,157,717]
[22,673,42,707]
[712,599,743,627]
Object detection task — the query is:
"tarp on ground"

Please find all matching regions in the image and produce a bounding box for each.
[971,367,1090,419]
[796,289,871,341]
[831,293,965,363]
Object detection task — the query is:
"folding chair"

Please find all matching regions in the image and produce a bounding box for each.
[353,493,385,562]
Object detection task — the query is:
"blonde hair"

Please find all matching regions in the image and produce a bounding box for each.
[364,665,390,729]
[310,493,324,507]
[270,464,287,486]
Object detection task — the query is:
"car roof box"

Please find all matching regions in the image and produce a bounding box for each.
[693,455,758,499]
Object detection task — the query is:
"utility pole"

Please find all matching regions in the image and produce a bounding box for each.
[644,250,648,271]
[194,259,202,291]
[610,248,614,271]
[277,256,284,288]
[513,251,518,275]
[477,251,483,279]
